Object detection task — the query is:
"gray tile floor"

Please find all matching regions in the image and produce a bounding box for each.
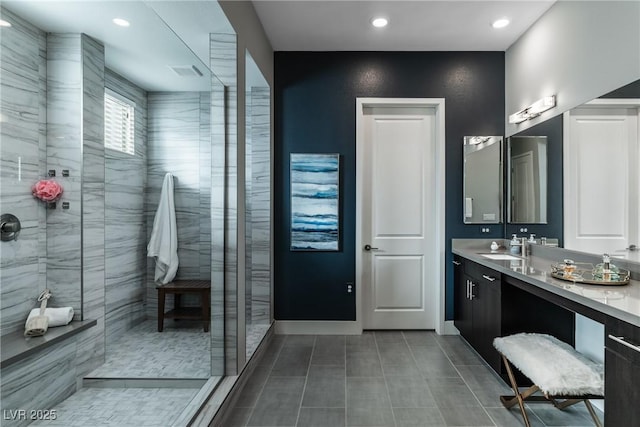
[223,331,603,427]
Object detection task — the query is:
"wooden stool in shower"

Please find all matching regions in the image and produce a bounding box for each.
[156,280,211,332]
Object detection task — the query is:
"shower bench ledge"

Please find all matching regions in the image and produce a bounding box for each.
[1,319,97,369]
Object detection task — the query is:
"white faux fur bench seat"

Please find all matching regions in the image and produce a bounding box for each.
[493,333,603,427]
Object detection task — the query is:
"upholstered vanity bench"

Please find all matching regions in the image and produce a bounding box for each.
[493,333,604,427]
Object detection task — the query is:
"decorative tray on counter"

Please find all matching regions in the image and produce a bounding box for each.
[550,262,630,286]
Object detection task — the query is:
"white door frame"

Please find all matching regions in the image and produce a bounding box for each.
[355,98,447,334]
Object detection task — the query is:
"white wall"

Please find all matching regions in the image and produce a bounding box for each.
[575,314,605,411]
[219,1,274,86]
[218,1,275,363]
[505,1,640,136]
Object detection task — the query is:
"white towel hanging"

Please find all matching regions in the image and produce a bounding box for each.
[147,173,179,284]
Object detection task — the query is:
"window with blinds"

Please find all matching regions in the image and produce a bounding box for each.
[104,90,135,155]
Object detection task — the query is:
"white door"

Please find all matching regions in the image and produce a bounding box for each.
[565,106,639,254]
[512,151,536,223]
[360,106,436,329]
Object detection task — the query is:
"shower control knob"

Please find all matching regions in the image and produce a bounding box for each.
[0,213,21,241]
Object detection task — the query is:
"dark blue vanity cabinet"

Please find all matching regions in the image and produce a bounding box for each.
[605,318,640,427]
[453,244,640,424]
[453,256,502,374]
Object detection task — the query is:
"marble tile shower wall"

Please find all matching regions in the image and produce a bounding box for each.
[199,93,212,282]
[210,33,238,374]
[245,89,253,323]
[45,34,84,316]
[77,33,106,376]
[0,7,47,336]
[1,12,108,424]
[145,92,211,317]
[250,87,271,325]
[104,69,148,346]
[210,78,226,374]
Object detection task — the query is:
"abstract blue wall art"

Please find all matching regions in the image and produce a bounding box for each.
[290,153,340,251]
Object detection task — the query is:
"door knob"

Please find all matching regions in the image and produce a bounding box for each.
[364,244,379,251]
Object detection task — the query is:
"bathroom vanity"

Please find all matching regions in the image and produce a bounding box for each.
[452,239,640,426]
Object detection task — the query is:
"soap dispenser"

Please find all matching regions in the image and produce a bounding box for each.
[509,234,521,255]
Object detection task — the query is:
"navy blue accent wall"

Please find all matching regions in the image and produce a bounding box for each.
[274,52,505,321]
[505,115,564,246]
[601,78,640,98]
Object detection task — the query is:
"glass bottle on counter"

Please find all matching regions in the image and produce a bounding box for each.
[593,253,620,281]
[562,259,576,278]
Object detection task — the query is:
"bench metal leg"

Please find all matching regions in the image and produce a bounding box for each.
[500,386,539,408]
[499,354,603,427]
[584,400,603,427]
[548,397,582,410]
[501,354,533,427]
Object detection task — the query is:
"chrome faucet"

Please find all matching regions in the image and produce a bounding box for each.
[520,237,529,256]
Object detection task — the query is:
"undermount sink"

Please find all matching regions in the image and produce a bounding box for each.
[480,253,523,261]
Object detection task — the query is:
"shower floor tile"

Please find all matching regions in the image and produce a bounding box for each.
[88,319,210,378]
[30,387,199,427]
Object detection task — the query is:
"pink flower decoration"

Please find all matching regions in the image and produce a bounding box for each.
[32,179,63,202]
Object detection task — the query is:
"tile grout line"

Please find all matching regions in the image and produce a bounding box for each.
[293,335,316,427]
[433,336,548,427]
[242,335,286,427]
[344,335,348,427]
[403,331,448,425]
[456,335,547,427]
[373,332,398,427]
[432,336,498,426]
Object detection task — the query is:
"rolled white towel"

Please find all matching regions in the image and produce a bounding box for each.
[25,307,74,328]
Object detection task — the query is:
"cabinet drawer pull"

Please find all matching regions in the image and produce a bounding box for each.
[469,282,476,300]
[466,280,470,299]
[452,260,461,266]
[482,274,496,282]
[608,335,640,353]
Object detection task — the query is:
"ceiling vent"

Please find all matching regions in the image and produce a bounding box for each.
[168,65,203,77]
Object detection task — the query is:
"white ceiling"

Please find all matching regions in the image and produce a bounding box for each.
[2,0,232,92]
[2,0,556,92]
[252,0,556,51]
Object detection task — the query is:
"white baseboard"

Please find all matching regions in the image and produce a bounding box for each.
[440,320,459,335]
[275,320,362,335]
[275,320,459,336]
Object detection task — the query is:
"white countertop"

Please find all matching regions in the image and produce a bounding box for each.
[452,240,640,328]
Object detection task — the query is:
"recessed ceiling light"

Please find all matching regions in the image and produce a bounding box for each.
[492,18,510,29]
[371,17,388,28]
[0,19,12,27]
[112,18,130,27]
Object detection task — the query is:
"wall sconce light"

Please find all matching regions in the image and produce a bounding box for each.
[509,95,556,124]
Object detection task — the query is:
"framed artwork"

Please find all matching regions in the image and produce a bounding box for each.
[290,153,340,251]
